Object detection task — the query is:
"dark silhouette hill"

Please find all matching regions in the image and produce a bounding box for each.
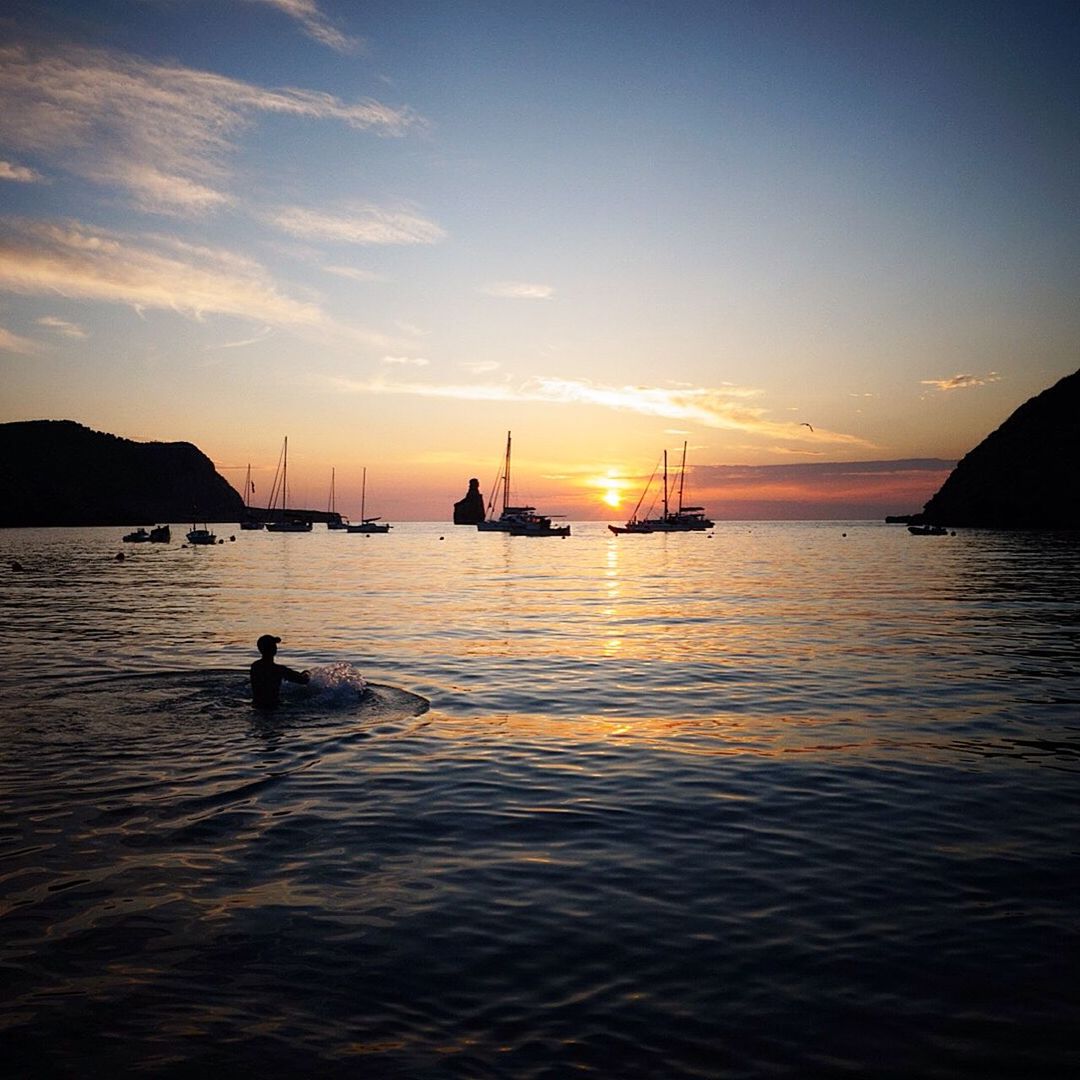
[920,369,1080,528]
[0,420,245,526]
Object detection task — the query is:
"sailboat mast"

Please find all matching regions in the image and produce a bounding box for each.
[663,449,669,520]
[361,467,367,521]
[282,436,289,513]
[503,431,511,514]
[678,441,687,514]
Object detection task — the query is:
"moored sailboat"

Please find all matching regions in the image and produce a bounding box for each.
[265,436,312,532]
[477,431,569,536]
[609,442,713,535]
[347,468,391,533]
[239,463,264,530]
[326,467,347,529]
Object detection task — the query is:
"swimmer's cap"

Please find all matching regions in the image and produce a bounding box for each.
[256,634,281,652]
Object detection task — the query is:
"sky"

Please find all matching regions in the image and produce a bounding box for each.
[1,0,1077,520]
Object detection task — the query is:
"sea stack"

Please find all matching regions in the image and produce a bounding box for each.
[919,368,1080,529]
[453,478,486,524]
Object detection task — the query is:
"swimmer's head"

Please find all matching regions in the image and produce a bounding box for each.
[256,634,281,657]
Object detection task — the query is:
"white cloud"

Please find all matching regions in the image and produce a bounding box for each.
[461,360,501,374]
[322,264,384,282]
[271,203,446,246]
[36,315,88,338]
[381,355,429,367]
[323,372,874,445]
[243,0,360,52]
[0,160,43,183]
[921,372,1000,392]
[0,42,421,214]
[479,281,554,300]
[0,218,322,325]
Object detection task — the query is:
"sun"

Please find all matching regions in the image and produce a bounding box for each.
[603,487,621,508]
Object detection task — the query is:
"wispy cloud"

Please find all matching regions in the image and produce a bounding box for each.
[0,160,43,183]
[921,372,1000,392]
[323,372,875,445]
[479,281,554,300]
[461,360,500,374]
[36,315,88,338]
[381,355,429,367]
[0,218,322,325]
[322,264,384,283]
[270,203,446,246]
[206,326,275,350]
[244,0,360,53]
[0,324,38,353]
[0,42,421,214]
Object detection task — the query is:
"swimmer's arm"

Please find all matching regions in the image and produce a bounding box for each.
[281,666,310,685]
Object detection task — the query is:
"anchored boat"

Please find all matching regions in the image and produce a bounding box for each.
[609,442,713,535]
[477,431,569,536]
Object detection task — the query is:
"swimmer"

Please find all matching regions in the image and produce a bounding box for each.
[250,634,310,708]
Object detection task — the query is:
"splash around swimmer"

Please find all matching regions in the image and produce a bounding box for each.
[250,636,369,708]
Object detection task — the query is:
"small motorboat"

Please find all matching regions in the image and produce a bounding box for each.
[122,528,150,543]
[908,524,948,536]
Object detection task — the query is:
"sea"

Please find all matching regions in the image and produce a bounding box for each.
[1,521,1078,1079]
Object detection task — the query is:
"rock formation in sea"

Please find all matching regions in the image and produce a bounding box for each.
[453,478,486,524]
[919,368,1080,529]
[0,420,246,526]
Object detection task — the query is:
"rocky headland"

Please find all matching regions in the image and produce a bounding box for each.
[0,420,245,527]
[918,369,1080,529]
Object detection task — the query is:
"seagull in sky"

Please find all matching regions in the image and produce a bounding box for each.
[799,422,814,432]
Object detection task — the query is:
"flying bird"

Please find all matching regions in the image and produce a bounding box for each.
[799,422,814,432]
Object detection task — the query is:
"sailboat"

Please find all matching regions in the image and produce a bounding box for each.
[476,431,569,536]
[326,468,347,529]
[187,518,217,544]
[347,468,391,533]
[609,442,713,535]
[239,463,264,530]
[265,436,313,532]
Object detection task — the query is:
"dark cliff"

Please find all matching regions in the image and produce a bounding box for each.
[0,420,245,526]
[920,369,1080,529]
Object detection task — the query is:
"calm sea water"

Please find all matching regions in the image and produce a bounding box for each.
[2,521,1078,1078]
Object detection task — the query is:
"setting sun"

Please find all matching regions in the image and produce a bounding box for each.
[603,488,621,508]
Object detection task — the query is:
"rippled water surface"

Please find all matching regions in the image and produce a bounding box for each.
[2,522,1079,1078]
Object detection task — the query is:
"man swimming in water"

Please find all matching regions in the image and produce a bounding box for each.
[250,634,310,708]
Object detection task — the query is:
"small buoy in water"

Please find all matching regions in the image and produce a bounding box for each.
[842,532,847,537]
[439,536,444,540]
[11,560,24,571]
[230,535,236,542]
[115,551,125,561]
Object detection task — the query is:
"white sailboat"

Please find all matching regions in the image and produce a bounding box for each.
[347,468,391,533]
[265,436,313,532]
[476,431,569,536]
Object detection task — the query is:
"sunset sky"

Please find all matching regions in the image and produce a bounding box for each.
[1,1,1077,520]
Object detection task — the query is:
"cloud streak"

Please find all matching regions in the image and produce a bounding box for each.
[325,373,874,445]
[271,203,446,246]
[0,42,421,214]
[479,281,554,300]
[0,160,43,183]
[244,0,360,52]
[0,218,322,325]
[921,372,1000,392]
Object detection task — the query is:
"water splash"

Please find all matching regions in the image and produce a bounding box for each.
[306,662,368,706]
